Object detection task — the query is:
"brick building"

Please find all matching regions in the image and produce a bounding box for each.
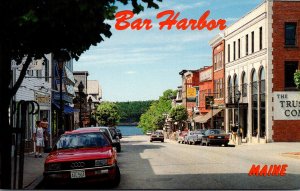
[272,0,300,141]
[209,34,226,129]
[224,0,300,143]
[193,66,215,129]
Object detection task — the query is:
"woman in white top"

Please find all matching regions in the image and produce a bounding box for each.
[33,120,45,158]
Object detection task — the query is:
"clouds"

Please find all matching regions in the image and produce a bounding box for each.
[74,0,262,101]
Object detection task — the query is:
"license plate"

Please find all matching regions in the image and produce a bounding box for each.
[71,170,85,179]
[218,136,222,138]
[157,135,159,137]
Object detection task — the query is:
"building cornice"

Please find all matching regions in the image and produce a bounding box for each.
[209,33,224,47]
[225,48,267,68]
[225,12,267,41]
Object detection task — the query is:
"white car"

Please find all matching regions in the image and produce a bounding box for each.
[146,130,152,135]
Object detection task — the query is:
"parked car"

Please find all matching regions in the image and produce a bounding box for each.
[150,131,164,142]
[43,127,120,187]
[98,127,121,152]
[201,129,230,146]
[177,131,188,144]
[184,130,205,145]
[115,128,122,139]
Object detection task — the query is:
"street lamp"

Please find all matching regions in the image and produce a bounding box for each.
[88,96,93,126]
[210,101,214,129]
[78,81,85,128]
[235,90,241,136]
[58,60,64,135]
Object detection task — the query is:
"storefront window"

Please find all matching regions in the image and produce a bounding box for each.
[251,70,258,136]
[233,74,239,102]
[228,76,233,103]
[241,72,247,97]
[259,67,266,138]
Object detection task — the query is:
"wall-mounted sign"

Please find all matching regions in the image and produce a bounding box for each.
[187,87,197,98]
[274,92,300,120]
[35,93,51,106]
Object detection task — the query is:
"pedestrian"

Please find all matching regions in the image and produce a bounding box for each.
[231,125,238,144]
[33,120,45,158]
[41,118,49,150]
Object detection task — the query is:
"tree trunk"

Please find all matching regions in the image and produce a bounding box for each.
[0,45,12,188]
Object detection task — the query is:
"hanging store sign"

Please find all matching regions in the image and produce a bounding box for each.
[274,92,300,120]
[35,93,51,107]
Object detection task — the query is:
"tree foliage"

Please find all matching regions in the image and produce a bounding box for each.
[96,102,120,127]
[138,89,176,133]
[294,70,300,89]
[169,105,188,122]
[0,0,162,188]
[115,101,154,124]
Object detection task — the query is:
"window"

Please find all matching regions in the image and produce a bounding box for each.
[251,31,254,53]
[233,41,236,61]
[228,76,232,103]
[220,78,224,98]
[228,44,230,62]
[251,70,258,136]
[233,74,239,102]
[259,27,263,50]
[241,72,247,97]
[285,22,297,46]
[238,39,241,59]
[246,34,249,56]
[214,55,217,69]
[285,61,298,88]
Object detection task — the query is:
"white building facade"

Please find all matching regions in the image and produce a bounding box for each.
[224,1,273,143]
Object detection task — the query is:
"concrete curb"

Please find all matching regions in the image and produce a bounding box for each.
[23,176,43,190]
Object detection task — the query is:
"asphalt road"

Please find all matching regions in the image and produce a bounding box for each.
[116,135,300,190]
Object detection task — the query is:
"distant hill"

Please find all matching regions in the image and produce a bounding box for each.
[115,101,154,124]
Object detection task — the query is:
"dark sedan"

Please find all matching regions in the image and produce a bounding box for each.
[201,129,230,147]
[150,131,164,142]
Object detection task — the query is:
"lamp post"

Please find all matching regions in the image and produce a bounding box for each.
[78,81,84,128]
[210,101,214,129]
[88,96,93,126]
[235,90,241,136]
[58,60,64,135]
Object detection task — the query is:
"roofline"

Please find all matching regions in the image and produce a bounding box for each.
[224,0,266,35]
[209,33,224,47]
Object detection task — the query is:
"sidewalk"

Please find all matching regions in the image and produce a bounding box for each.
[23,152,45,189]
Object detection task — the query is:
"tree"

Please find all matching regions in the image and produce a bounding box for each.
[96,102,120,127]
[169,105,188,130]
[294,70,300,89]
[138,89,176,133]
[0,0,161,188]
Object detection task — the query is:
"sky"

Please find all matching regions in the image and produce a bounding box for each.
[74,0,262,102]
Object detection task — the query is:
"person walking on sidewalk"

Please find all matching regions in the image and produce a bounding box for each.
[33,120,45,158]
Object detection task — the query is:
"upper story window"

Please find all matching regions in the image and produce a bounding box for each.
[285,61,298,89]
[233,41,236,61]
[238,39,241,59]
[228,44,230,62]
[246,34,249,56]
[251,31,255,53]
[214,51,223,71]
[285,22,297,46]
[259,27,263,50]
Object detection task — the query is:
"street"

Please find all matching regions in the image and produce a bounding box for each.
[116,135,300,190]
[38,135,300,190]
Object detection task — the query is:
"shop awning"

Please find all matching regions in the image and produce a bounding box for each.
[193,109,222,123]
[52,103,75,114]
